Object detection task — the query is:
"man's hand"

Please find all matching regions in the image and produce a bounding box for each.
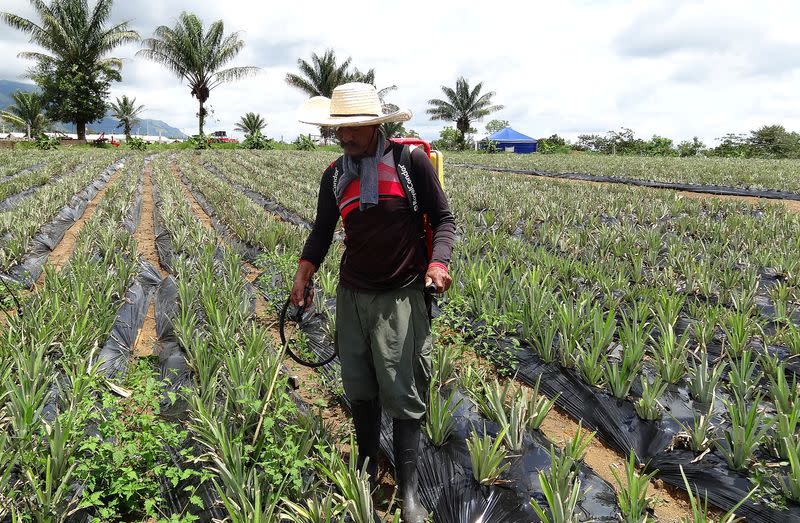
[424,264,451,294]
[291,260,316,306]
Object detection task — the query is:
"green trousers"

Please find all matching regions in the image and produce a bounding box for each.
[336,284,432,420]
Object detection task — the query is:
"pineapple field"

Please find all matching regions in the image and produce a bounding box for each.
[1,148,800,523]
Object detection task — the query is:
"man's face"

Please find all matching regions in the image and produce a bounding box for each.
[335,125,378,157]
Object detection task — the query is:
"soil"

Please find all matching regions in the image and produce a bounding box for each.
[448,331,699,522]
[34,164,124,286]
[132,162,166,358]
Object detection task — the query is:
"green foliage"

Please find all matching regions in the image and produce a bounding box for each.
[242,130,274,150]
[318,436,376,523]
[530,444,583,523]
[680,465,754,522]
[433,126,467,151]
[35,133,59,150]
[776,437,800,503]
[611,451,657,522]
[284,49,375,144]
[1,90,50,137]
[188,134,212,150]
[537,134,572,154]
[424,384,462,446]
[634,376,667,420]
[76,359,205,520]
[2,0,140,139]
[294,134,317,151]
[427,76,503,140]
[466,428,510,485]
[126,136,147,151]
[381,121,406,138]
[109,95,144,139]
[485,119,510,135]
[235,112,266,136]
[482,139,499,153]
[677,137,706,157]
[138,12,258,135]
[716,392,771,471]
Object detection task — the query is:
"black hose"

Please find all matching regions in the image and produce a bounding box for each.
[278,294,337,368]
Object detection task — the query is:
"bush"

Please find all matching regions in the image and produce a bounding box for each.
[34,133,59,150]
[432,126,466,151]
[293,134,316,151]
[483,140,499,153]
[188,134,212,150]
[127,137,147,151]
[242,130,274,150]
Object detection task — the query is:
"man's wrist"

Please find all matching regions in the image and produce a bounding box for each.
[428,261,448,272]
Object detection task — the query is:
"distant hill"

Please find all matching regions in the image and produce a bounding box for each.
[0,79,186,138]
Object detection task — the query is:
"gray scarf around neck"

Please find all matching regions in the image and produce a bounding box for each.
[336,131,386,211]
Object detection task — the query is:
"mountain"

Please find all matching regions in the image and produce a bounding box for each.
[0,79,186,138]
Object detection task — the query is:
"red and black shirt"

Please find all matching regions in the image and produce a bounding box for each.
[300,141,456,292]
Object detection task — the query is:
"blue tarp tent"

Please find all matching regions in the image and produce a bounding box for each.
[484,127,538,153]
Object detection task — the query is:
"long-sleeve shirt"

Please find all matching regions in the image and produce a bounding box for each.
[300,141,456,292]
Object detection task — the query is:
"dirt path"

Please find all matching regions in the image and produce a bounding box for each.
[451,335,697,522]
[34,164,124,286]
[132,161,166,358]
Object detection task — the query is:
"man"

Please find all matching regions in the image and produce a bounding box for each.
[291,82,455,522]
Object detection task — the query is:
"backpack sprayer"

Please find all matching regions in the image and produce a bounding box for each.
[280,139,444,368]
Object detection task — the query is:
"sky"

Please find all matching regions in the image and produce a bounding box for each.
[1,0,799,144]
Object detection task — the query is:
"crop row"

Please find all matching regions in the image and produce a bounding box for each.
[0,152,76,204]
[224,150,799,518]
[150,155,409,521]
[0,154,144,519]
[449,150,800,194]
[0,150,56,178]
[0,150,124,271]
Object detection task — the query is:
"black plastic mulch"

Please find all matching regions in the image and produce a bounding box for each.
[452,163,800,202]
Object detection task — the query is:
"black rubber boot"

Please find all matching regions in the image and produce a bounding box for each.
[351,397,381,485]
[393,418,428,523]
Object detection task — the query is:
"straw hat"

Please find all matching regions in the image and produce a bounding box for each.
[297,82,412,127]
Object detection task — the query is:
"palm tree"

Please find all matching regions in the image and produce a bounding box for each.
[427,77,504,142]
[109,95,144,140]
[234,112,266,136]
[138,12,258,136]
[1,91,49,138]
[286,49,376,143]
[1,0,140,140]
[285,49,375,98]
[382,122,406,139]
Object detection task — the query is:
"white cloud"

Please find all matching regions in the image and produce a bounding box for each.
[2,0,799,144]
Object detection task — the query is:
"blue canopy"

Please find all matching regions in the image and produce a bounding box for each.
[483,127,537,153]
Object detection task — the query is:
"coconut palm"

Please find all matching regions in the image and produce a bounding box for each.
[235,112,266,136]
[286,49,377,143]
[427,77,504,142]
[382,122,406,139]
[1,91,49,138]
[1,0,140,140]
[285,49,375,98]
[109,95,144,140]
[138,12,258,135]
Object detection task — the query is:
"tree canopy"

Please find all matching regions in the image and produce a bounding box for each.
[109,95,144,139]
[138,12,258,135]
[235,112,266,136]
[1,0,139,139]
[427,77,503,140]
[1,90,49,138]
